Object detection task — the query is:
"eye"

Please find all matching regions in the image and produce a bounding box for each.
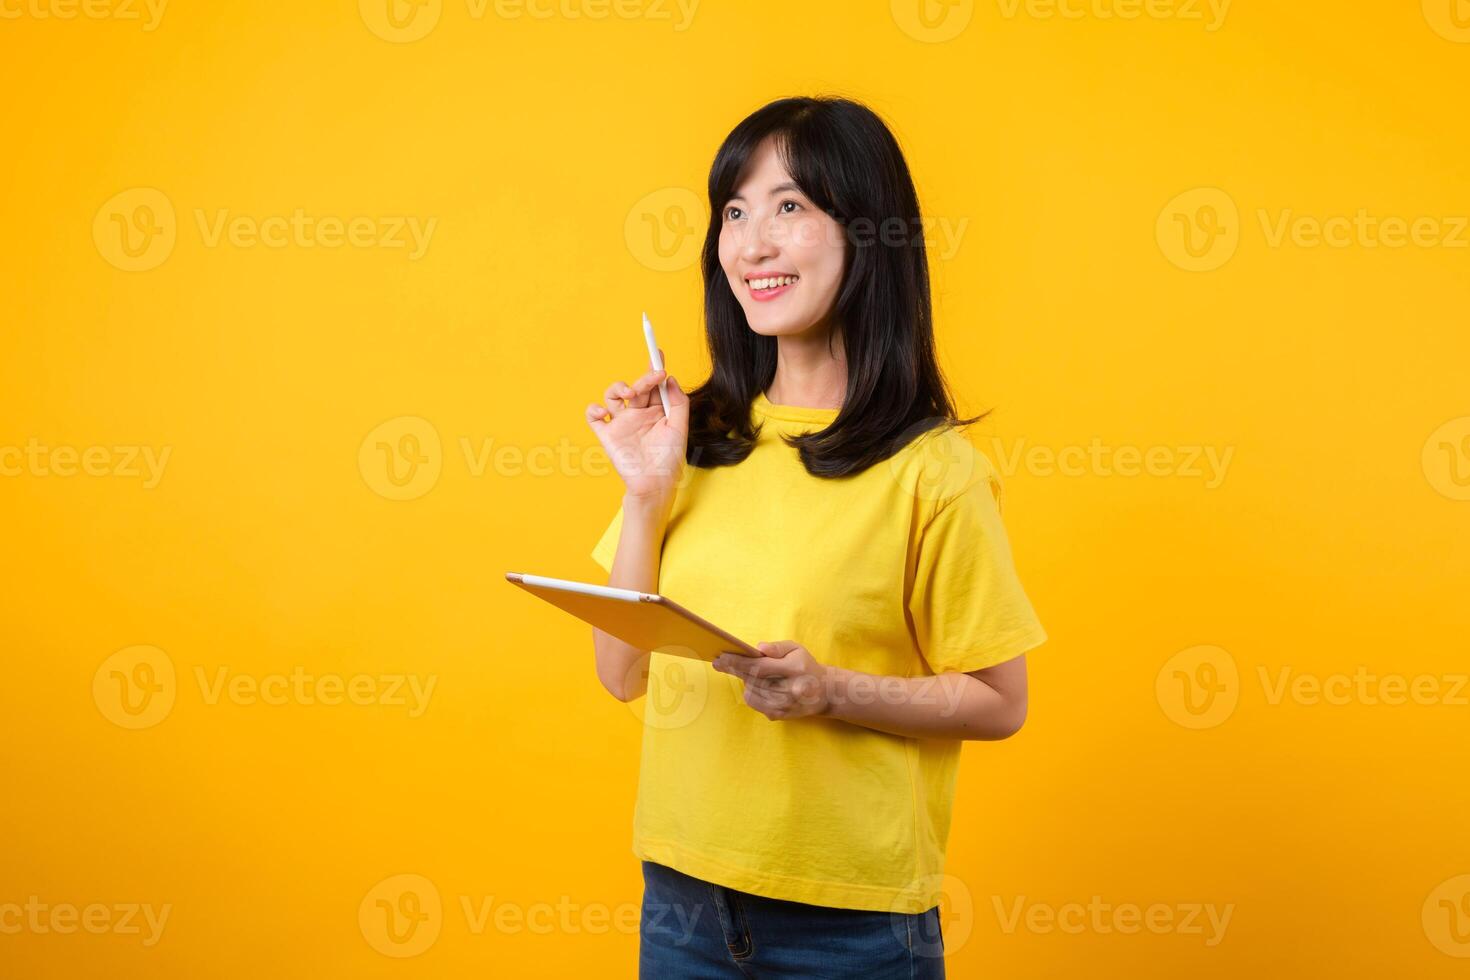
[778,199,802,214]
[724,205,745,221]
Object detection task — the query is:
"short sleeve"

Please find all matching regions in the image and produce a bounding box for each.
[590,503,624,575]
[906,465,1047,674]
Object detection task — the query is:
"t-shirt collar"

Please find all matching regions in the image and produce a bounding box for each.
[751,392,840,425]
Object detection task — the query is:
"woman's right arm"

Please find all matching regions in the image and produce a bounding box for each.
[593,491,674,702]
[584,358,689,702]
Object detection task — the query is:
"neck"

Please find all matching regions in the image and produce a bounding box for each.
[765,320,847,409]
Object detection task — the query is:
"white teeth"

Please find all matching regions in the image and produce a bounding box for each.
[750,275,797,290]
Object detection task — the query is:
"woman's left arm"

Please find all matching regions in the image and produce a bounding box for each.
[712,642,1028,741]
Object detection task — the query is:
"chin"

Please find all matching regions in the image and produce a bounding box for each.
[742,308,821,337]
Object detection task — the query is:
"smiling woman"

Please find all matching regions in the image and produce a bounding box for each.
[688,97,984,477]
[583,96,1046,980]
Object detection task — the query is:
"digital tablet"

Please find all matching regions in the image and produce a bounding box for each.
[505,572,762,662]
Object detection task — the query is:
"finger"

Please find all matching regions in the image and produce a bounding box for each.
[758,641,801,658]
[721,655,778,682]
[749,657,802,680]
[585,403,612,427]
[724,662,786,692]
[625,368,668,409]
[665,373,688,406]
[602,381,632,416]
[715,652,760,671]
[665,373,690,432]
[742,684,788,718]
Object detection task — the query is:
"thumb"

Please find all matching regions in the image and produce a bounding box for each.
[757,641,799,658]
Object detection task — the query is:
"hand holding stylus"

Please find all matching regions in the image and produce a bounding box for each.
[584,314,690,502]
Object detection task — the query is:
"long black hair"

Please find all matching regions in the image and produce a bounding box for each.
[685,96,984,478]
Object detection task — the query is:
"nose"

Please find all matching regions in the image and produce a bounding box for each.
[739,210,782,265]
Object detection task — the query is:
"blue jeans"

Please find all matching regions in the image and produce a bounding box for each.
[639,860,945,979]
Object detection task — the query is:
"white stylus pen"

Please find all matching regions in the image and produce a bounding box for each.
[642,311,672,418]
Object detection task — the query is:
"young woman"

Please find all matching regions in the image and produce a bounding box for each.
[584,96,1046,979]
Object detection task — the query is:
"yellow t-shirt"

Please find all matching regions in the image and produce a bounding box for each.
[590,392,1046,913]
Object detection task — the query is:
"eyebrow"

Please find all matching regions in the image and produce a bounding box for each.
[727,181,803,202]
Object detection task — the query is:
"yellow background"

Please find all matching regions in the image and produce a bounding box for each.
[3,0,1468,976]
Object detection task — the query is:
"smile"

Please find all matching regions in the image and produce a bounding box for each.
[746,273,799,301]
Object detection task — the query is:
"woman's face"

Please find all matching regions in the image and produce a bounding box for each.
[717,138,846,338]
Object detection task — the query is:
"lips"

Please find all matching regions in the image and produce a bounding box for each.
[744,272,799,302]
